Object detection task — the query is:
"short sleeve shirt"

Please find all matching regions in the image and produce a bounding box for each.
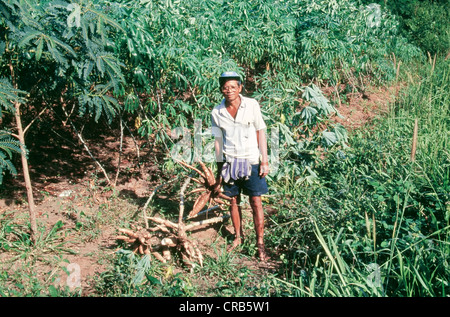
[211,95,266,164]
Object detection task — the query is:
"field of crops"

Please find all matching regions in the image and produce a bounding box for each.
[0,0,449,299]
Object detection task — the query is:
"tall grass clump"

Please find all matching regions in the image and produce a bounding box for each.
[266,58,449,297]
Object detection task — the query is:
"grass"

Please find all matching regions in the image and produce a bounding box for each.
[0,58,448,297]
[263,57,449,297]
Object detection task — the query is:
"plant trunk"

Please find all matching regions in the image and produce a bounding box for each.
[9,58,37,243]
[14,102,38,243]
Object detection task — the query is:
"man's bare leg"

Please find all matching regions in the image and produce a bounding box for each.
[250,196,268,261]
[229,195,243,251]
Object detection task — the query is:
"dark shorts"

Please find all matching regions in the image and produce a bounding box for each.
[222,164,268,197]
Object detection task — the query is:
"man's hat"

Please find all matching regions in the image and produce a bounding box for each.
[219,71,242,87]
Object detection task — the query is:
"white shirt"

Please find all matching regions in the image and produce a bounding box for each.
[211,95,266,164]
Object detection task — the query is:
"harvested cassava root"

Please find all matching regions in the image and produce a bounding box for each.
[115,160,231,269]
[176,159,231,218]
[116,227,160,258]
[115,213,229,268]
[116,223,204,268]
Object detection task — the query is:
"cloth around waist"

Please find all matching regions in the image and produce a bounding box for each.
[221,158,254,184]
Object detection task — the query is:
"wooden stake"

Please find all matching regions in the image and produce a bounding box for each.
[411,118,418,162]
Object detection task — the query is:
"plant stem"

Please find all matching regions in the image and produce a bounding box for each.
[13,101,38,243]
[9,59,37,243]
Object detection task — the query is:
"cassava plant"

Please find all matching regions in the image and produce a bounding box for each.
[0,78,25,184]
[0,0,128,241]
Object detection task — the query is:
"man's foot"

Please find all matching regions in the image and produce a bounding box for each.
[257,243,269,262]
[228,236,243,252]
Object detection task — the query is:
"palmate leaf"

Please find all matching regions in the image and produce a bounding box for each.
[0,131,22,157]
[1,0,42,31]
[0,152,17,185]
[277,122,297,146]
[0,78,26,117]
[95,52,126,85]
[0,151,17,173]
[0,130,23,184]
[321,124,348,148]
[302,84,336,116]
[322,131,338,147]
[100,93,120,123]
[85,7,126,35]
[78,83,120,124]
[18,27,75,55]
[300,106,318,125]
[334,123,348,144]
[18,29,76,65]
[131,254,152,286]
[17,29,43,48]
[74,2,126,50]
[71,59,95,81]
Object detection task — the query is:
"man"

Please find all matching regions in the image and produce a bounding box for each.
[211,71,269,261]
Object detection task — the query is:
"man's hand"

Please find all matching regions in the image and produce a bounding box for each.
[259,161,269,178]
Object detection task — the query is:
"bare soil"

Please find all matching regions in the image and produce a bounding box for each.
[0,85,396,296]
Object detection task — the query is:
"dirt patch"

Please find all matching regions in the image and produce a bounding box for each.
[0,84,394,295]
[325,84,398,129]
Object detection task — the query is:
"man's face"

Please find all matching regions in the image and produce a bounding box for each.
[221,80,242,103]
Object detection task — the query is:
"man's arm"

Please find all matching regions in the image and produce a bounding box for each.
[256,129,269,177]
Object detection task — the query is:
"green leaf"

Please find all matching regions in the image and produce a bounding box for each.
[35,37,43,60]
[0,78,26,115]
[322,131,338,147]
[300,106,318,125]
